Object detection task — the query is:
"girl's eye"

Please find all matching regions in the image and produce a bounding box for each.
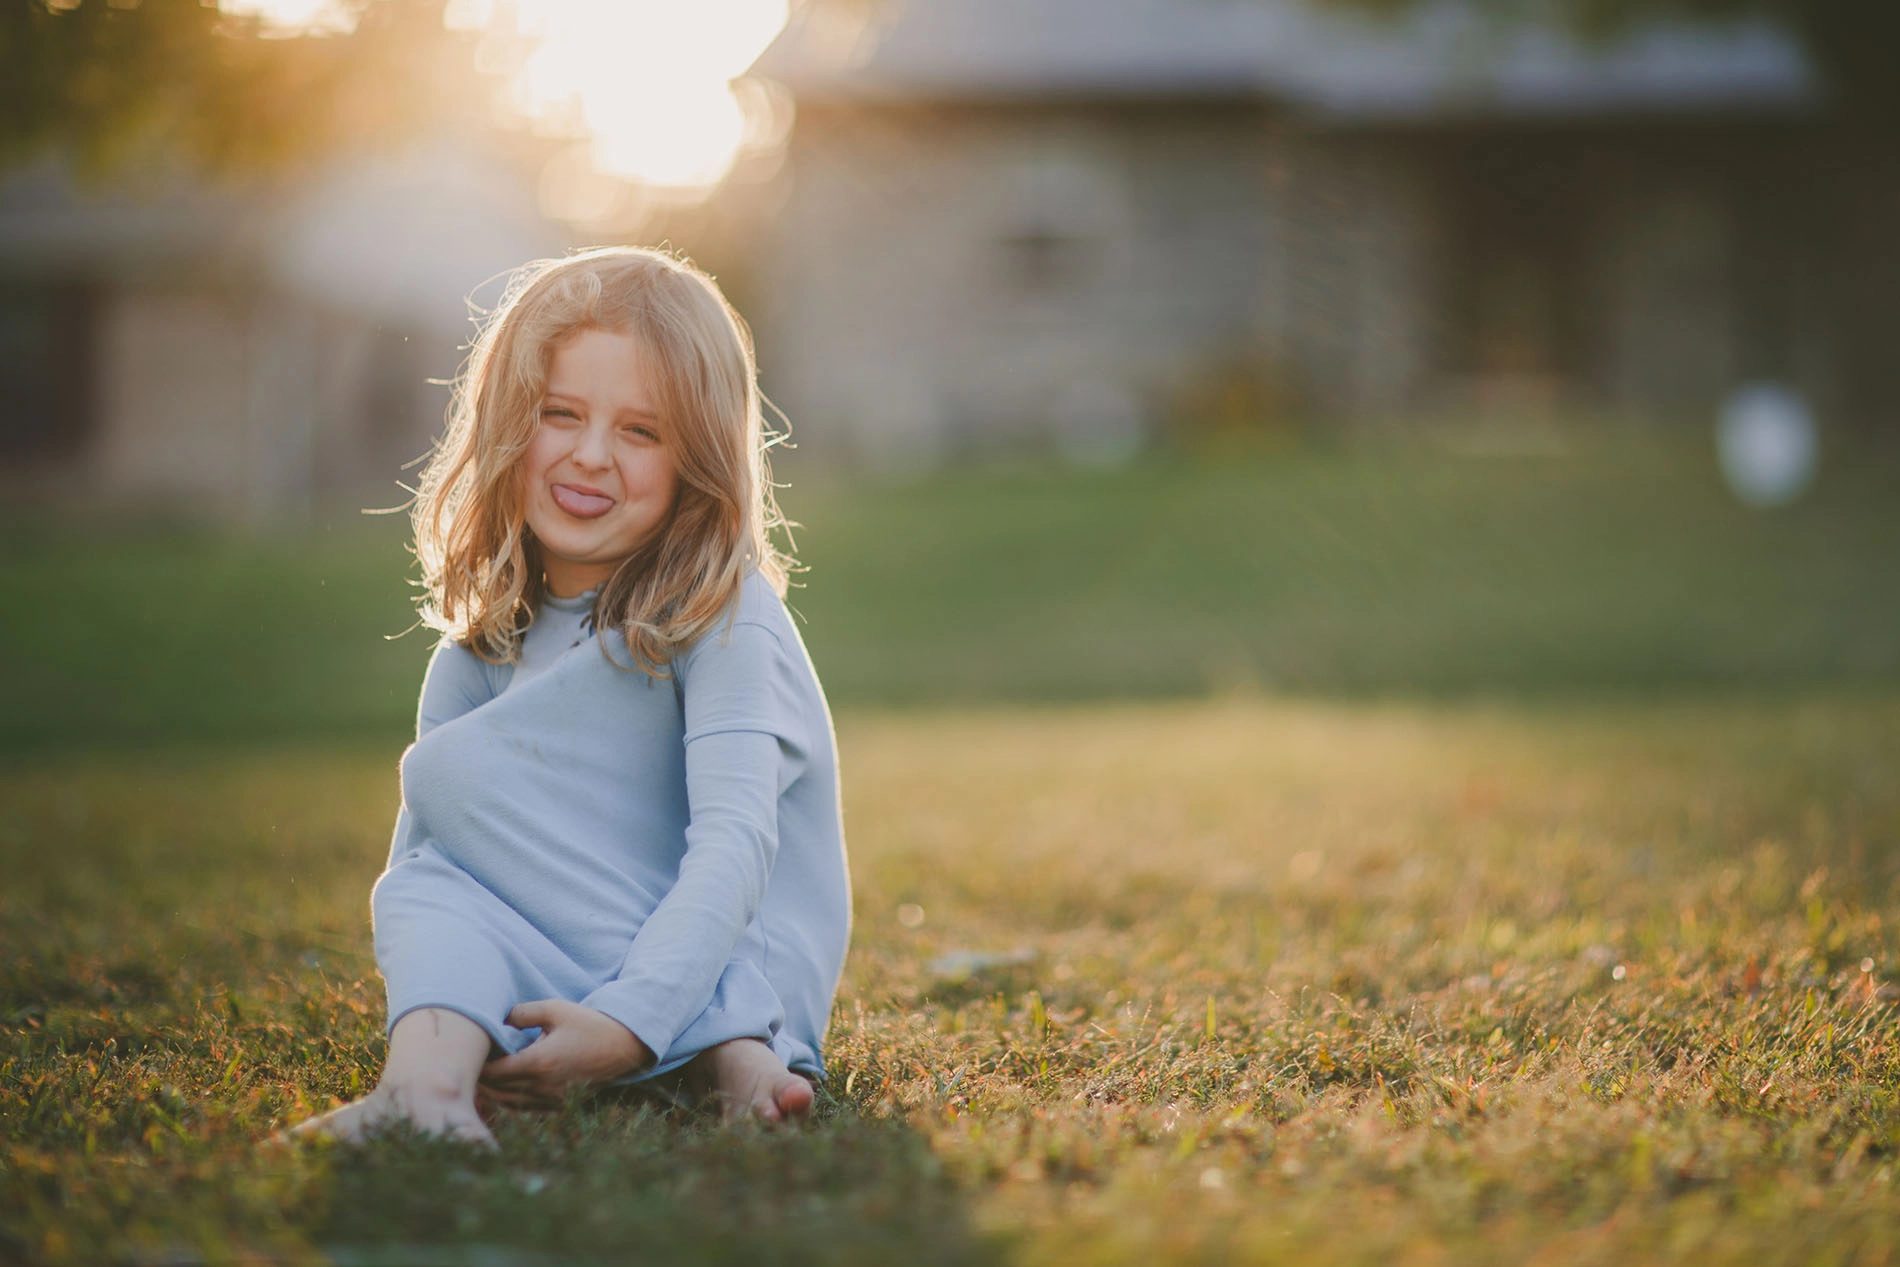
[620,424,659,442]
[540,406,580,423]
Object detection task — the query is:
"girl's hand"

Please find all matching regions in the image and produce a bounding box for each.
[478,999,654,1109]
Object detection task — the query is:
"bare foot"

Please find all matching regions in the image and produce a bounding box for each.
[276,1079,496,1148]
[686,1038,816,1124]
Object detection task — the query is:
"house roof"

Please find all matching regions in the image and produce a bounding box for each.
[0,143,561,333]
[753,0,1817,118]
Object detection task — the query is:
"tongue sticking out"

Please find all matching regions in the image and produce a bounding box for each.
[552,484,614,517]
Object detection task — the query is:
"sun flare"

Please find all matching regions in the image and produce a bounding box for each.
[220,0,791,197]
[488,0,790,190]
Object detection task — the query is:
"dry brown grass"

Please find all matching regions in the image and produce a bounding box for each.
[5,695,1900,1264]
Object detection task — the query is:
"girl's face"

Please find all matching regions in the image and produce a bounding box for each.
[521,327,681,598]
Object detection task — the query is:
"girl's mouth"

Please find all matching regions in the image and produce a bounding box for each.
[551,484,615,518]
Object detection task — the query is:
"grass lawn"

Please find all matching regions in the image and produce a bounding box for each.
[3,433,1898,754]
[5,696,1900,1264]
[5,437,1900,1263]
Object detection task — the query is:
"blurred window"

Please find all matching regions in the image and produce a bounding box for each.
[0,283,95,464]
[992,143,1122,299]
[998,223,1090,291]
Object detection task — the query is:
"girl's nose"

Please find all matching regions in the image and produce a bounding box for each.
[571,421,613,469]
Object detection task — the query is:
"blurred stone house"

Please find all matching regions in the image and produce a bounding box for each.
[750,0,1892,465]
[0,144,558,514]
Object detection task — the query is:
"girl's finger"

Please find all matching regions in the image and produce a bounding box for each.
[481,1068,545,1092]
[482,1060,564,1099]
[507,1000,561,1030]
[508,1081,561,1109]
[481,1056,522,1081]
[482,1053,545,1085]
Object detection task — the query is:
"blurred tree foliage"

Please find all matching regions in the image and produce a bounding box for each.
[0,0,492,178]
[4,0,1886,186]
[1327,0,1900,122]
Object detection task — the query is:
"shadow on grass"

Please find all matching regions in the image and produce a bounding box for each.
[304,1093,998,1267]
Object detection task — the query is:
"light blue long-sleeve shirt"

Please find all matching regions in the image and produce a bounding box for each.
[370,569,851,1080]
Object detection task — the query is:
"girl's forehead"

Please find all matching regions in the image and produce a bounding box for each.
[545,327,661,381]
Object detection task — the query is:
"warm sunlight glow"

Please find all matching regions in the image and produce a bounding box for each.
[217,0,359,36]
[454,0,792,192]
[221,0,793,198]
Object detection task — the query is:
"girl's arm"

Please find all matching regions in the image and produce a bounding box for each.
[385,639,502,869]
[579,616,806,1065]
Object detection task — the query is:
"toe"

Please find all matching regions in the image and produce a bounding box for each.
[775,1075,815,1121]
[456,1120,500,1149]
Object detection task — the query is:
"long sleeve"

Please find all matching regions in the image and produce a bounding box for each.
[385,639,500,869]
[581,618,808,1061]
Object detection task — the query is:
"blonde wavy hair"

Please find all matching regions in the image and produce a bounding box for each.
[411,245,793,672]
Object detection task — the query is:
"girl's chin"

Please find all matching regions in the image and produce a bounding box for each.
[533,514,610,547]
[528,512,663,573]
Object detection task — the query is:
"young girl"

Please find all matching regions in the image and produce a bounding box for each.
[288,246,851,1144]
